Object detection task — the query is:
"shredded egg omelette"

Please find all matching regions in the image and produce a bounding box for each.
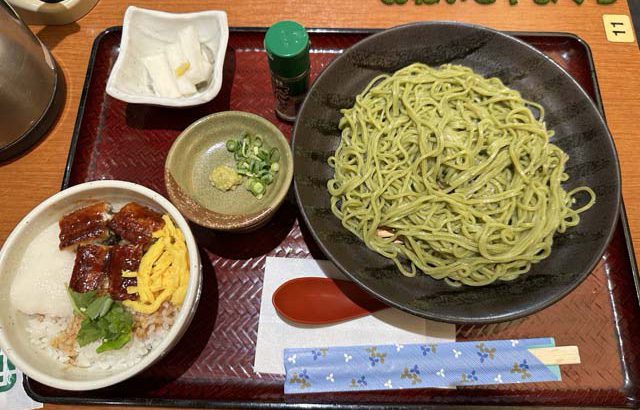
[123,215,189,314]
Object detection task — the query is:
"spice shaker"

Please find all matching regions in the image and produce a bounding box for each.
[264,20,310,122]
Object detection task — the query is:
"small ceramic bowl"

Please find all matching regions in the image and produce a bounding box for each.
[0,180,201,390]
[165,111,293,232]
[106,6,228,107]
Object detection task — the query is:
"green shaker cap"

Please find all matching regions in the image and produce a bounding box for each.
[264,20,310,78]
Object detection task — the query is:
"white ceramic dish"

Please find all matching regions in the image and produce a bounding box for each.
[8,0,99,25]
[0,180,202,391]
[106,6,229,107]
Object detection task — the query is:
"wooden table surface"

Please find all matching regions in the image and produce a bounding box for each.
[2,0,637,408]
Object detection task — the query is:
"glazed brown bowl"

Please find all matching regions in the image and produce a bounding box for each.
[165,111,293,232]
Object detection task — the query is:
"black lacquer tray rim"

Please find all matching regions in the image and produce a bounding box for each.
[27,25,640,409]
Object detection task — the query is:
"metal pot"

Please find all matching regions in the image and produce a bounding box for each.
[0,0,62,162]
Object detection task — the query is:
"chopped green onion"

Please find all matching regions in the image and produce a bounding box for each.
[226,139,238,152]
[250,181,265,196]
[270,148,281,163]
[222,131,283,200]
[261,173,274,185]
[257,149,269,161]
[249,160,260,174]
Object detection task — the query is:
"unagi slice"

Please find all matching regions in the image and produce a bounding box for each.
[108,244,143,301]
[59,202,111,249]
[69,244,110,293]
[108,202,165,248]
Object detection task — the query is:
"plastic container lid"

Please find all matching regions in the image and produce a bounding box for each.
[264,20,310,78]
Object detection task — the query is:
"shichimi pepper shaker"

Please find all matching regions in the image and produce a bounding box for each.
[264,20,310,122]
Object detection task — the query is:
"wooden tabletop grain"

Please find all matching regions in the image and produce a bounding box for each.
[3,0,638,408]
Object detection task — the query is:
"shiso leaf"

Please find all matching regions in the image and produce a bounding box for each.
[97,333,132,353]
[85,296,113,320]
[77,320,102,347]
[67,289,134,353]
[67,288,97,318]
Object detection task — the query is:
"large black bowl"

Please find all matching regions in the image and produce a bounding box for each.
[292,22,621,324]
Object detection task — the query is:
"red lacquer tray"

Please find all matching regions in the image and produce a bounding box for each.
[25,27,640,408]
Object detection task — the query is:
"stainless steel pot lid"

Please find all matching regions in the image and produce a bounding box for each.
[0,0,64,162]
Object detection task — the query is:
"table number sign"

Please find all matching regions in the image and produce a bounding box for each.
[602,14,635,42]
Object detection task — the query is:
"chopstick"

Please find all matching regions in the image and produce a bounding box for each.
[528,346,580,365]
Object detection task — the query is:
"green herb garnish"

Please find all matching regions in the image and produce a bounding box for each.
[225,131,281,200]
[96,333,132,353]
[77,319,104,346]
[67,288,97,317]
[85,296,113,320]
[68,288,134,353]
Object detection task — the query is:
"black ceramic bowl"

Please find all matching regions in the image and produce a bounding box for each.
[292,22,621,324]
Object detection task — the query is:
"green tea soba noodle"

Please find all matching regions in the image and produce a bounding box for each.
[327,63,595,286]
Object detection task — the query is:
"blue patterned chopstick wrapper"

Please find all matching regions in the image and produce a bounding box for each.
[284,338,560,394]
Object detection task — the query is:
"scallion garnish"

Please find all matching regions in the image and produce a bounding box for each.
[226,132,281,199]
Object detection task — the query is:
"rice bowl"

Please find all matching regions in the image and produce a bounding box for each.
[0,180,201,391]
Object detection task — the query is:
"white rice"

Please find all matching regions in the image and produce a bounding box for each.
[26,313,169,371]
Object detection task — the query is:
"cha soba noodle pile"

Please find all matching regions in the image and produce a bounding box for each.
[327,63,595,286]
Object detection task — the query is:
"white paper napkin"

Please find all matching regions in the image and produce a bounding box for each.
[254,257,456,375]
[0,350,42,410]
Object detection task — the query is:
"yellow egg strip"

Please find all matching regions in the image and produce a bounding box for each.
[122,214,190,314]
[124,287,173,314]
[137,239,164,303]
[154,251,173,273]
[171,244,189,305]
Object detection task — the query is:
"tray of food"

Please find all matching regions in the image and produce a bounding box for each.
[0,15,637,408]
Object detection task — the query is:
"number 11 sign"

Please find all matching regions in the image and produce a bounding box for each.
[603,14,635,42]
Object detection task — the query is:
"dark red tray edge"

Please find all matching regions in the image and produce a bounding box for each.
[26,26,640,410]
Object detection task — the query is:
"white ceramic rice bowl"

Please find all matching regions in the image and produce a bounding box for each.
[0,180,202,391]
